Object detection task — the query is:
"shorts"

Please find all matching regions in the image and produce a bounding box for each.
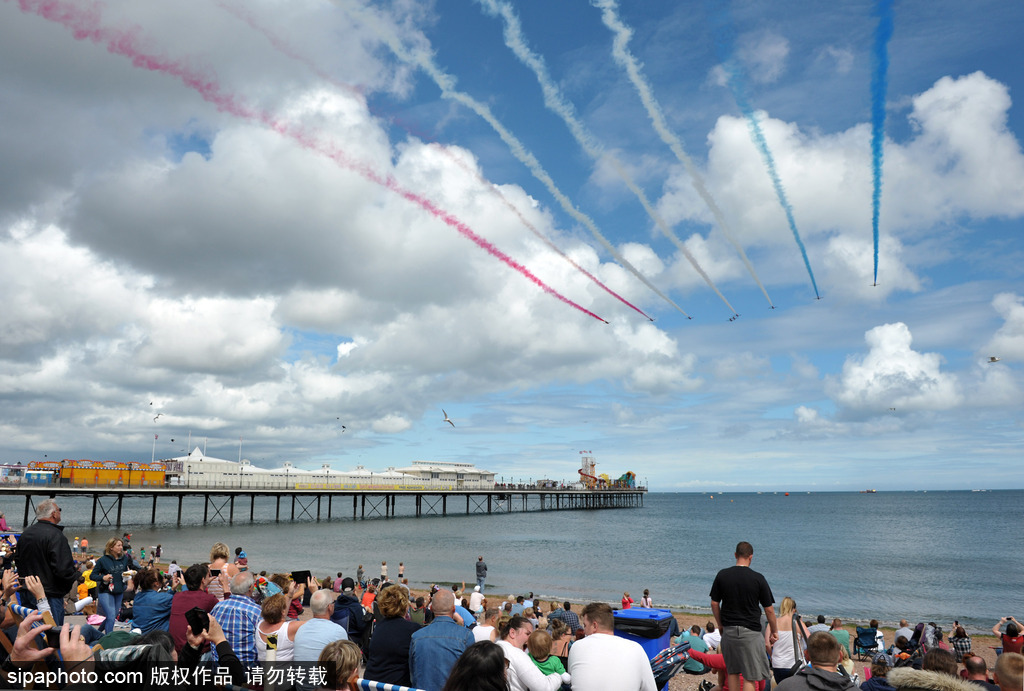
[721,625,770,681]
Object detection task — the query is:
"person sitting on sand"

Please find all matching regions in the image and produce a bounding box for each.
[704,620,722,650]
[992,617,1024,655]
[549,601,582,635]
[830,619,851,657]
[677,624,711,674]
[808,615,831,635]
[861,653,897,691]
[528,628,566,677]
[949,625,972,661]
[775,632,855,691]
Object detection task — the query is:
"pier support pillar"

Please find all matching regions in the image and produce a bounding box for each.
[203,495,209,523]
[250,495,255,522]
[116,494,123,526]
[229,495,235,524]
[275,495,280,523]
[92,494,99,526]
[151,495,158,524]
[177,495,183,526]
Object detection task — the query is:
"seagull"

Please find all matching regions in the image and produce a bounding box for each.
[337,417,347,432]
[153,413,163,422]
[988,356,1001,363]
[442,409,455,427]
[889,408,896,411]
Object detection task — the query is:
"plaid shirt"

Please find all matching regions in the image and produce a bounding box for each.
[211,594,262,667]
[950,635,972,661]
[550,608,582,632]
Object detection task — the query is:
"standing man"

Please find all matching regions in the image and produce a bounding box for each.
[476,555,487,592]
[15,498,77,625]
[568,602,656,690]
[710,541,778,691]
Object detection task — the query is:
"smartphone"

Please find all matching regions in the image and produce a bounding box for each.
[290,570,312,585]
[185,607,209,635]
[45,628,61,649]
[209,568,221,577]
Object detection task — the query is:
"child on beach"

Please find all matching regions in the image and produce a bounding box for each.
[528,629,567,676]
[622,591,634,609]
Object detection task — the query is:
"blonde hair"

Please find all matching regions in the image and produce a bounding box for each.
[779,597,796,616]
[319,640,361,687]
[209,542,230,562]
[103,537,123,557]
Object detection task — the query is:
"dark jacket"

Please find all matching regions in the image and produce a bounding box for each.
[476,560,487,578]
[92,553,133,595]
[332,592,367,641]
[363,616,422,685]
[776,666,857,691]
[15,519,77,598]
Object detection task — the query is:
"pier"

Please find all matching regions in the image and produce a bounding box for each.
[0,485,646,528]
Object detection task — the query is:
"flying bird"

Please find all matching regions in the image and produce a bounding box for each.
[988,356,1001,363]
[337,417,346,432]
[153,413,163,422]
[442,409,455,427]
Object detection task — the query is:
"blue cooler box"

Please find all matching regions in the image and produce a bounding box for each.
[613,607,674,660]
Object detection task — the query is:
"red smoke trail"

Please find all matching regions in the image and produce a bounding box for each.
[216,0,651,321]
[18,0,608,324]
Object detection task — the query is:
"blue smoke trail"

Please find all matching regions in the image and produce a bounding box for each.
[708,1,819,299]
[871,0,894,286]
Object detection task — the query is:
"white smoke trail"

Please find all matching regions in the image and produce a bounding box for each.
[592,0,774,309]
[478,0,737,316]
[335,0,689,319]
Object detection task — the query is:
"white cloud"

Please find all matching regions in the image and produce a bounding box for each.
[828,322,961,414]
[985,293,1024,360]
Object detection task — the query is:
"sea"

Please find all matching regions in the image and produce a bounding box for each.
[23,489,1021,634]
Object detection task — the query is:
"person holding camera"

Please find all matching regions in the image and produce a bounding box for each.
[992,617,1023,654]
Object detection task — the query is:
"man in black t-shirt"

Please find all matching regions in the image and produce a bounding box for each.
[710,541,778,691]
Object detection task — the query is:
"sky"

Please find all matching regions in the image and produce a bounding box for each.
[1,0,1022,491]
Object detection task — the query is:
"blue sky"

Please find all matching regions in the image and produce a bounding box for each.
[0,0,1022,490]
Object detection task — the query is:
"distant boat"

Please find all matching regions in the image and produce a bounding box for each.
[861,489,877,493]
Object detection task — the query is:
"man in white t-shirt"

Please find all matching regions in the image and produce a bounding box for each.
[469,585,484,612]
[568,602,656,691]
[704,621,723,650]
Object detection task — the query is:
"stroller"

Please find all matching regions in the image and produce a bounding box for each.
[650,640,691,690]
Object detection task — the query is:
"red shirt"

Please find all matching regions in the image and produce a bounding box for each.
[169,589,219,652]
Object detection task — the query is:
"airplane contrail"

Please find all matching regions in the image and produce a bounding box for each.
[478,0,740,317]
[19,0,611,325]
[708,3,820,300]
[871,0,894,286]
[592,0,775,311]
[215,0,654,321]
[335,0,691,319]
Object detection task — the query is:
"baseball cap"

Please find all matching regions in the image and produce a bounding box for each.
[341,577,355,592]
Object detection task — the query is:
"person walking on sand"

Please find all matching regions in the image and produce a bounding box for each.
[710,541,778,691]
[476,556,487,592]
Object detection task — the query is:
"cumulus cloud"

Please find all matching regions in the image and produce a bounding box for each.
[985,293,1024,360]
[828,322,961,415]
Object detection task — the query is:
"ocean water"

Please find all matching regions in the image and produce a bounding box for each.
[23,489,1020,633]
